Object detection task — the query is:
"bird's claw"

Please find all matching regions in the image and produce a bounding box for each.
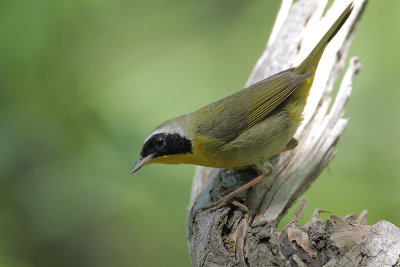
[200,197,251,225]
[201,197,230,212]
[201,196,250,214]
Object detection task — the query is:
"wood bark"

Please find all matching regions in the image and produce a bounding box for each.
[188,0,400,266]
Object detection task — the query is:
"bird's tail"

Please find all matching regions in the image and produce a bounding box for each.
[294,2,354,75]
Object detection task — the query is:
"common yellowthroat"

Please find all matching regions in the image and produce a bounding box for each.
[132,4,353,210]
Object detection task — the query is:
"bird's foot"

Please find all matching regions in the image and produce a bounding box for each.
[279,137,298,153]
[201,195,249,213]
[200,195,232,212]
[201,197,251,225]
[201,173,267,213]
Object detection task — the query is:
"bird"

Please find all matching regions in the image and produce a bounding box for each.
[131,3,354,211]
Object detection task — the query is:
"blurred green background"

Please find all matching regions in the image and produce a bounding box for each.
[1,0,399,266]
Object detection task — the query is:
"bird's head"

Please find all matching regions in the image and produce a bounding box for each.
[131,118,193,174]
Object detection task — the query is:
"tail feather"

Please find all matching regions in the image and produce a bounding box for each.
[294,3,354,75]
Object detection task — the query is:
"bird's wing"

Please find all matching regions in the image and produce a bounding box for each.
[196,68,313,143]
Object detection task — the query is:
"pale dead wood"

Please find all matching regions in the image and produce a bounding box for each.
[187,0,400,266]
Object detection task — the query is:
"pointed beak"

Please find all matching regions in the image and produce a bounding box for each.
[130,155,153,174]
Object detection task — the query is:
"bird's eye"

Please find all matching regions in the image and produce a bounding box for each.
[155,137,165,148]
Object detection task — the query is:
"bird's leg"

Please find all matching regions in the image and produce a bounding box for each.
[202,138,298,212]
[201,161,273,212]
[279,138,298,153]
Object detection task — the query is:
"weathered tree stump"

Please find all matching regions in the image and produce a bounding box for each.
[187,0,400,266]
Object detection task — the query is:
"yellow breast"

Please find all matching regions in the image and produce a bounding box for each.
[148,134,218,166]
